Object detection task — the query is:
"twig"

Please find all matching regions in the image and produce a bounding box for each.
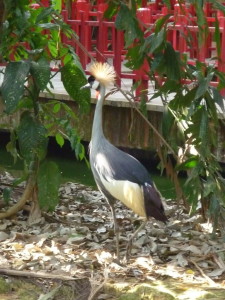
[212,253,225,269]
[214,248,225,254]
[0,182,23,190]
[88,269,109,300]
[0,175,36,219]
[0,268,86,282]
[189,259,218,287]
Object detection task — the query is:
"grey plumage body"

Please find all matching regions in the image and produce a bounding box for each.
[84,63,167,258]
[90,136,166,220]
[90,84,167,223]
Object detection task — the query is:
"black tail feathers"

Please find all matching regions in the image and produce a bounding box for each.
[143,183,168,223]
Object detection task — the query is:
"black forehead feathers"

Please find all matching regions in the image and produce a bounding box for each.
[87,75,100,90]
[88,75,95,83]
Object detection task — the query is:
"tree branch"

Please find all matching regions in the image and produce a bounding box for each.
[0,174,35,219]
[0,268,87,282]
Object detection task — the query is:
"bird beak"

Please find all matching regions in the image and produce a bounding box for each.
[80,82,91,90]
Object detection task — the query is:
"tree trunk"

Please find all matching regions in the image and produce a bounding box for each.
[28,185,42,224]
[0,174,36,219]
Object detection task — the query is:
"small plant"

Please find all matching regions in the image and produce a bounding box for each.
[0,0,90,221]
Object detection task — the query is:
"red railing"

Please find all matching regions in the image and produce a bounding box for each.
[4,1,225,98]
[57,0,225,98]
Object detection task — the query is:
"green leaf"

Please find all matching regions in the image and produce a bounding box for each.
[38,160,61,211]
[195,76,211,99]
[17,96,33,110]
[115,3,143,47]
[160,79,181,94]
[30,57,51,90]
[214,16,221,57]
[48,40,58,58]
[210,86,224,111]
[174,87,197,109]
[36,7,55,23]
[155,14,171,34]
[203,178,216,198]
[161,105,175,138]
[55,133,64,147]
[61,59,90,113]
[104,2,118,19]
[125,45,144,69]
[213,1,225,14]
[209,194,220,223]
[66,46,86,76]
[51,28,61,43]
[199,107,208,142]
[68,132,85,160]
[150,53,165,73]
[164,42,181,81]
[1,61,30,113]
[75,141,85,160]
[141,30,165,54]
[17,111,48,163]
[176,156,199,171]
[53,102,61,113]
[205,91,218,123]
[52,0,62,12]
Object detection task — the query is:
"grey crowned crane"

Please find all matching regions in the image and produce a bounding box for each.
[83,62,167,259]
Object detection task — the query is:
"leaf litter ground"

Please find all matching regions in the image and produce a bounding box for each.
[0,172,225,299]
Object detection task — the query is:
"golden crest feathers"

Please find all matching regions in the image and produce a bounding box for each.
[89,62,116,86]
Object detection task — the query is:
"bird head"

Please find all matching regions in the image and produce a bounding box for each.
[80,75,101,98]
[81,62,116,98]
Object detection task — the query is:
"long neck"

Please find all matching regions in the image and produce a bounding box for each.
[91,84,105,143]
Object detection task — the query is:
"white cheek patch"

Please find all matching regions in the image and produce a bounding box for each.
[100,175,146,218]
[91,80,100,90]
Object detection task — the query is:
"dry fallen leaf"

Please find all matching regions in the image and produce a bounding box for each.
[207,268,225,277]
[0,231,9,241]
[0,173,225,292]
[176,253,189,267]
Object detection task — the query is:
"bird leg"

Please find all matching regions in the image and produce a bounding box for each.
[108,201,120,259]
[125,219,148,261]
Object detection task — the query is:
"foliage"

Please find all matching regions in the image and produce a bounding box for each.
[0,0,90,215]
[105,0,225,227]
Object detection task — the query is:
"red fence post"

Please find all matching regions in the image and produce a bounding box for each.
[96,12,106,63]
[114,31,124,87]
[75,1,91,67]
[41,1,225,97]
